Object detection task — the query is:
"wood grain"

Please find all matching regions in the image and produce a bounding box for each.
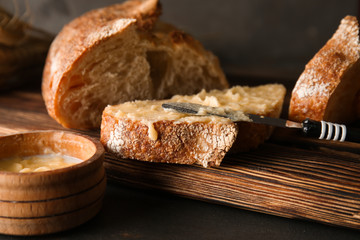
[0,89,359,229]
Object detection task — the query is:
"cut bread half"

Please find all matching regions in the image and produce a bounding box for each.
[289,16,360,123]
[100,84,286,167]
[42,0,228,129]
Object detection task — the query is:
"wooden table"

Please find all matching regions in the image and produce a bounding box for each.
[0,77,360,238]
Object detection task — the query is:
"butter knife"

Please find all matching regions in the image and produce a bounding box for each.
[162,102,360,143]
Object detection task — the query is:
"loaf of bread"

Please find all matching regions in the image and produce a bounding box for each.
[289,16,360,123]
[101,84,286,167]
[42,0,228,129]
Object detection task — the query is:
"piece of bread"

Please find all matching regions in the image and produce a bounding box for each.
[289,16,360,123]
[101,84,286,167]
[42,0,228,129]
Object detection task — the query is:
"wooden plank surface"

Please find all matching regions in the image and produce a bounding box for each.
[0,86,359,230]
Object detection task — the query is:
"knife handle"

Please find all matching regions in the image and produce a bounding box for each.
[302,119,360,143]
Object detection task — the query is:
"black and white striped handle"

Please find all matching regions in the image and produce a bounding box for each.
[302,119,360,143]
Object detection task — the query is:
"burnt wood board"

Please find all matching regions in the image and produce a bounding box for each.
[0,88,359,230]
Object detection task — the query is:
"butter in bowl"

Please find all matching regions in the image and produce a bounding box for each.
[0,130,106,236]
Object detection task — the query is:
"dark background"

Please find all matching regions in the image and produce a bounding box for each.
[0,0,358,80]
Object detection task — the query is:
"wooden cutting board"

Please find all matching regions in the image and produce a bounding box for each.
[0,84,359,230]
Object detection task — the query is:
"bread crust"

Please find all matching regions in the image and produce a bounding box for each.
[101,113,237,167]
[42,0,228,129]
[289,16,360,123]
[42,0,160,124]
[101,113,276,167]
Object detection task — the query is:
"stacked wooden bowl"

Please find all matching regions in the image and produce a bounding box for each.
[0,131,106,236]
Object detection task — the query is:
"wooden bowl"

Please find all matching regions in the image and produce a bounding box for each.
[0,130,106,236]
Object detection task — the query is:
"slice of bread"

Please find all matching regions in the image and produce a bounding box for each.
[42,0,228,129]
[100,84,286,167]
[289,16,360,123]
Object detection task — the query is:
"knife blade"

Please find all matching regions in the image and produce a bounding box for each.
[161,102,360,143]
[162,102,302,128]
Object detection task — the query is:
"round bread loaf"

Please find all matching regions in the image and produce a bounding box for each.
[42,0,228,129]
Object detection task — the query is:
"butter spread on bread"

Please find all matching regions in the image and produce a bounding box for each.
[289,16,360,123]
[101,84,286,167]
[42,0,228,129]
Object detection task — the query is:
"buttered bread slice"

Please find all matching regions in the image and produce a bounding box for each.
[101,84,286,167]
